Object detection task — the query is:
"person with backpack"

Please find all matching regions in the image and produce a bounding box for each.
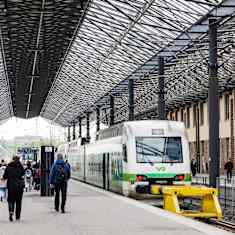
[49,153,70,213]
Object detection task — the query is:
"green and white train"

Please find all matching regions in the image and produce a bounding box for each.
[63,120,192,196]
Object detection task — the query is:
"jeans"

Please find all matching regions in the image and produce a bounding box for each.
[54,182,67,211]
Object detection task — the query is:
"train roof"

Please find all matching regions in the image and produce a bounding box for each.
[98,120,185,140]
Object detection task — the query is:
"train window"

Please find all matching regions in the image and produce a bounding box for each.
[136,137,183,163]
[123,144,127,162]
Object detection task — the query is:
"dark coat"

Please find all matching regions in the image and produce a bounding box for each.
[3,160,25,202]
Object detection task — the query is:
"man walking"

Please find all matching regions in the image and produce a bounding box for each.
[49,153,70,213]
[224,158,234,182]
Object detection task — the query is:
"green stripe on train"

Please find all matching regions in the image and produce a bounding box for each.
[122,173,192,182]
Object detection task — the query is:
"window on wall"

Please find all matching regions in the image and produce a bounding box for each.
[181,109,184,122]
[226,138,229,161]
[200,103,204,125]
[225,94,229,120]
[193,105,197,127]
[183,112,187,127]
[186,107,190,128]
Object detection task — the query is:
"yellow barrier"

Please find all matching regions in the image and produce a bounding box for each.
[150,185,223,219]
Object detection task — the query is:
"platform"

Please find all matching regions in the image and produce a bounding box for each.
[0,180,231,235]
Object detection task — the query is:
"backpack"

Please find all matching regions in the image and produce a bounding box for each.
[25,168,32,178]
[56,164,67,184]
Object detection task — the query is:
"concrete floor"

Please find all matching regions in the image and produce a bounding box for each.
[0,180,231,235]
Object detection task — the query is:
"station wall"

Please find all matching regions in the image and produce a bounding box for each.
[167,90,235,175]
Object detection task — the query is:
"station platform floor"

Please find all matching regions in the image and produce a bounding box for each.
[0,180,231,235]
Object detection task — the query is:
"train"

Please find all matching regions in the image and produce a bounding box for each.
[59,120,191,196]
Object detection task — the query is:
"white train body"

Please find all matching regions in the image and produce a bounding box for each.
[65,120,191,196]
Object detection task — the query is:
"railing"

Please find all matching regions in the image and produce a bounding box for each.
[192,175,235,219]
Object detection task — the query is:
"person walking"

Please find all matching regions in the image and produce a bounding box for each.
[191,157,197,177]
[3,156,25,222]
[224,159,234,182]
[49,153,70,213]
[0,161,7,201]
[24,161,33,192]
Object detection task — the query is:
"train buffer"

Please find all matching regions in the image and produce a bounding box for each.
[150,185,223,219]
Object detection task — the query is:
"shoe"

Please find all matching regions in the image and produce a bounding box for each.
[61,209,65,214]
[9,213,13,222]
[55,208,59,212]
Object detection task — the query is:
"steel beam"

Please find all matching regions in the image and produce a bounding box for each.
[128,79,134,121]
[208,18,220,188]
[110,95,114,126]
[158,57,165,120]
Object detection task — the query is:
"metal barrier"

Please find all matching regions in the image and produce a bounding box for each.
[216,177,235,218]
[192,175,235,219]
[150,185,222,219]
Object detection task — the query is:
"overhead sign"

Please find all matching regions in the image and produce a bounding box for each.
[45,146,53,153]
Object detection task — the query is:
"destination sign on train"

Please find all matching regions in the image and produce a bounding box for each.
[152,129,164,135]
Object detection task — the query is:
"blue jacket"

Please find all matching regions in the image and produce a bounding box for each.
[49,160,71,185]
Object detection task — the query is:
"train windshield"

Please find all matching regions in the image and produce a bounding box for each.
[136,137,183,163]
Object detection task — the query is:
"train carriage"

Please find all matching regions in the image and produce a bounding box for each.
[66,120,191,196]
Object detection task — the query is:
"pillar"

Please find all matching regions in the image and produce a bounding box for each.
[67,126,71,142]
[110,95,114,126]
[128,79,134,121]
[158,56,165,120]
[78,117,82,138]
[96,107,100,133]
[86,112,90,142]
[72,122,76,140]
[208,18,219,188]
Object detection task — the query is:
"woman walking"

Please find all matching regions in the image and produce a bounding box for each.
[3,156,25,222]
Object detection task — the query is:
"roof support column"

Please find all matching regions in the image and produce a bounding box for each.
[158,57,165,120]
[128,79,134,121]
[86,112,90,143]
[110,95,114,126]
[72,122,76,140]
[67,126,71,142]
[78,117,82,138]
[208,18,219,188]
[96,106,100,133]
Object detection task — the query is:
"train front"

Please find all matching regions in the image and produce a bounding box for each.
[122,121,191,196]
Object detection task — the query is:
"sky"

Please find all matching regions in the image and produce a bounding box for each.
[0,117,66,140]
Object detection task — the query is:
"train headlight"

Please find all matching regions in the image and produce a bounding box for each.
[136,175,147,182]
[174,174,184,181]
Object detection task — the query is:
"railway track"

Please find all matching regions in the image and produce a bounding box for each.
[138,197,235,233]
[208,219,235,233]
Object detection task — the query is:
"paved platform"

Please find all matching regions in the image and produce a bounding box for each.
[0,180,231,235]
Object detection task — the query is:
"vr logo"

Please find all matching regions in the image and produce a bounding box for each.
[155,166,166,171]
